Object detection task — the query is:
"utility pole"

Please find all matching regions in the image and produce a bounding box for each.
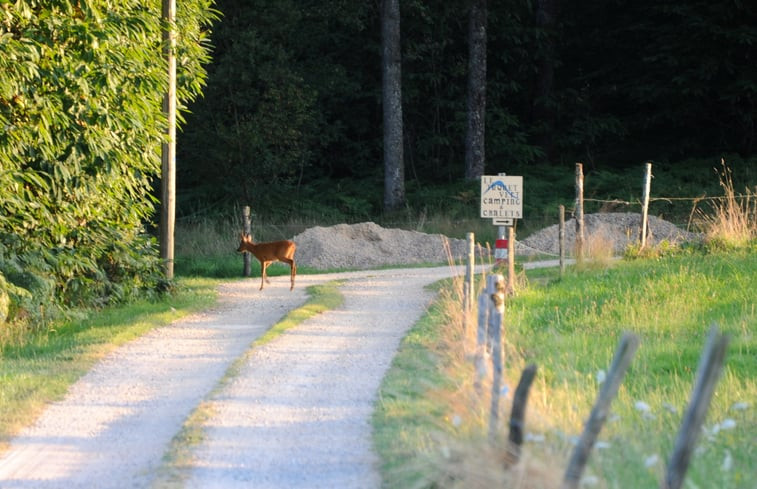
[160,0,176,279]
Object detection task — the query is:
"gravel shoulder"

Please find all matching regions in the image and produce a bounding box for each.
[0,265,468,489]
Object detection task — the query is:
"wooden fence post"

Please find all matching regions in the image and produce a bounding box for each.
[575,163,585,263]
[242,206,252,277]
[562,333,640,489]
[558,205,565,277]
[474,290,489,394]
[507,363,538,465]
[663,326,729,489]
[640,162,652,249]
[507,226,515,294]
[463,232,475,332]
[487,274,506,441]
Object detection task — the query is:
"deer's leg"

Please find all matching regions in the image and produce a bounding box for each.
[260,261,268,290]
[286,258,296,290]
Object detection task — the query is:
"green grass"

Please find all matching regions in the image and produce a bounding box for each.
[374,247,756,488]
[0,277,219,450]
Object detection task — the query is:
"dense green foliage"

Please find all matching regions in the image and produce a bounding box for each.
[178,0,757,218]
[0,1,216,325]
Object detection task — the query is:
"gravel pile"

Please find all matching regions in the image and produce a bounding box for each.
[292,222,476,270]
[292,214,700,269]
[520,212,701,256]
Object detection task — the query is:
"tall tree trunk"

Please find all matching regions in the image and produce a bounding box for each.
[381,0,405,212]
[465,0,487,180]
[533,0,558,161]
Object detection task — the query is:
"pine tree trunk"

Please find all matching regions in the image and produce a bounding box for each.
[533,0,558,160]
[381,0,405,211]
[465,0,487,180]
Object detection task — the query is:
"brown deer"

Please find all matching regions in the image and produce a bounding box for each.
[236,233,297,290]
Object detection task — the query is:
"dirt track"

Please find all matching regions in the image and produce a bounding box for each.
[0,266,470,489]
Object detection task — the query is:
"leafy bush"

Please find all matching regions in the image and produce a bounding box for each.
[0,1,216,328]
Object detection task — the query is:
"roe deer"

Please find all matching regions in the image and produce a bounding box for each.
[236,233,297,290]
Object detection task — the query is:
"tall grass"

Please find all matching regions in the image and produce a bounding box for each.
[374,247,755,488]
[692,160,757,250]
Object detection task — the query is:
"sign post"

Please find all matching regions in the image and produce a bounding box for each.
[480,175,523,220]
[481,174,523,292]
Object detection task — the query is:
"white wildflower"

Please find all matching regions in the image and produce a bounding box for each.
[581,475,599,486]
[730,401,749,411]
[635,400,655,420]
[596,441,611,450]
[722,450,733,472]
[635,400,651,413]
[718,418,736,430]
[662,402,678,414]
[596,370,606,384]
[525,432,545,443]
[644,454,659,468]
[451,414,462,427]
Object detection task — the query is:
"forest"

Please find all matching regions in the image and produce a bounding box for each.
[0,0,755,322]
[178,0,757,219]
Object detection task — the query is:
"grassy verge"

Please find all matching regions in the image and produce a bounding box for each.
[374,247,755,488]
[0,277,220,451]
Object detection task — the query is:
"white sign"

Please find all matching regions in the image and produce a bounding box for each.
[480,175,523,219]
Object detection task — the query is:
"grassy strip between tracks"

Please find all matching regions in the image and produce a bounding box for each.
[153,280,344,488]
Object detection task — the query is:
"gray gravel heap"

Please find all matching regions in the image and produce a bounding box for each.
[292,221,475,270]
[292,214,700,269]
[520,212,701,256]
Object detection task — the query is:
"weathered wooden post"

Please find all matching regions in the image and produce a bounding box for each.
[559,205,565,276]
[562,333,639,489]
[463,232,475,332]
[242,206,252,277]
[159,0,176,280]
[507,363,538,464]
[663,326,729,489]
[575,163,585,264]
[474,289,489,394]
[507,226,515,294]
[640,162,652,249]
[487,274,506,441]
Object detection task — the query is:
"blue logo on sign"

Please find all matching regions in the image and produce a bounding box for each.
[484,180,519,199]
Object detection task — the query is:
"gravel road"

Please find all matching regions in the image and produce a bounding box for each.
[0,265,470,489]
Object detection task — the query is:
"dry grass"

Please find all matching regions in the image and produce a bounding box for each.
[693,159,756,248]
[407,259,567,489]
[577,231,616,270]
